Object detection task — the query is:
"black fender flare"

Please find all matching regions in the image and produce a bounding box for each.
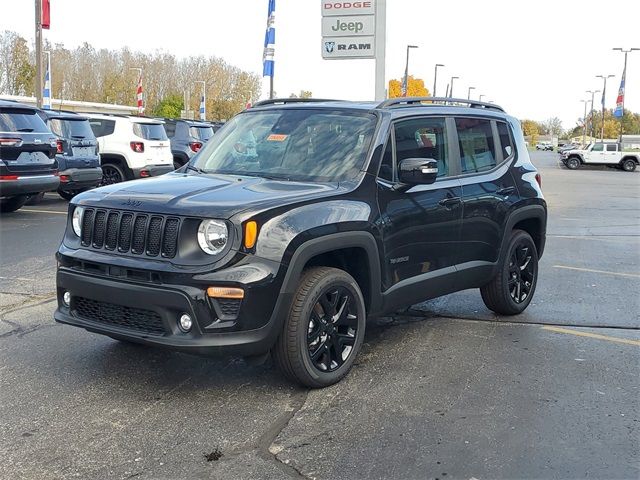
[279,231,383,315]
[498,204,547,263]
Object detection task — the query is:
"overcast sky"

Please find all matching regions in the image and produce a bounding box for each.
[5,0,640,129]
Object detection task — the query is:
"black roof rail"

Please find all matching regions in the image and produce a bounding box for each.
[377,97,505,112]
[252,98,341,107]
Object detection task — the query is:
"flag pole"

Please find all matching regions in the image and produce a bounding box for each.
[35,0,43,108]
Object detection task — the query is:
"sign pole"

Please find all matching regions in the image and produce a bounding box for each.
[374,0,386,101]
[35,0,43,108]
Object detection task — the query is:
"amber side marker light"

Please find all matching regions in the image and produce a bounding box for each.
[244,221,258,249]
[207,287,245,299]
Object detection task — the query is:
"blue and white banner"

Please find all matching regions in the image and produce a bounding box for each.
[613,68,626,118]
[199,95,206,120]
[262,0,275,77]
[43,60,51,110]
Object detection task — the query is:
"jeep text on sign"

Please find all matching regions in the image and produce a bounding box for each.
[321,35,375,59]
[321,15,375,37]
[321,1,375,16]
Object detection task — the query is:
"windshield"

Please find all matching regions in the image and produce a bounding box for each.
[190,126,214,141]
[49,118,96,140]
[192,109,376,182]
[0,108,50,133]
[133,123,168,141]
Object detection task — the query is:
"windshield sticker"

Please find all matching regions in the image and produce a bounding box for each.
[267,134,288,142]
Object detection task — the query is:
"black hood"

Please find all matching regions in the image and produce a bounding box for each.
[73,172,343,219]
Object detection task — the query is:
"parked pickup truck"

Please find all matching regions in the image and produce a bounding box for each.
[561,142,640,172]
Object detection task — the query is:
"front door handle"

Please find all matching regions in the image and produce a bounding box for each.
[438,196,461,208]
[496,186,515,197]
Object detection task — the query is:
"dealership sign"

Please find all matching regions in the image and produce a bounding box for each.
[321,1,376,59]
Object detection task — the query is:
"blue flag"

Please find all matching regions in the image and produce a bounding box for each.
[43,61,51,110]
[613,68,625,118]
[199,95,205,120]
[263,0,275,77]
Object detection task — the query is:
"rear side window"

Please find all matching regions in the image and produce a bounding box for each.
[89,119,115,137]
[497,122,514,159]
[190,126,214,141]
[49,119,96,140]
[164,122,176,137]
[0,108,49,133]
[133,123,168,141]
[456,118,497,173]
[605,144,617,152]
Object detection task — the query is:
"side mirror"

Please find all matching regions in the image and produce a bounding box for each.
[398,158,438,185]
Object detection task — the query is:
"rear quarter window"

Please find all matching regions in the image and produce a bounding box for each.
[497,121,515,159]
[0,108,50,133]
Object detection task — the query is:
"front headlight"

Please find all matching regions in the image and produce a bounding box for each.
[197,219,228,255]
[72,206,84,237]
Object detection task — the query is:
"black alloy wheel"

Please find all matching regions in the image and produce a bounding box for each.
[307,286,359,373]
[273,266,366,388]
[507,243,535,304]
[480,229,539,315]
[101,164,125,185]
[622,159,637,172]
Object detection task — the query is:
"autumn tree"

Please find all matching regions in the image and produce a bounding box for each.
[521,119,540,145]
[152,93,183,118]
[388,76,430,98]
[0,31,35,95]
[543,117,564,137]
[289,90,312,98]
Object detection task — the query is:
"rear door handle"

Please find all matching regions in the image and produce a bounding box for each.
[438,196,461,208]
[496,186,515,196]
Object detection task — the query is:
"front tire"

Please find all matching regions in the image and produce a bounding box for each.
[0,195,29,213]
[273,267,366,388]
[622,159,637,172]
[566,157,580,170]
[481,230,539,315]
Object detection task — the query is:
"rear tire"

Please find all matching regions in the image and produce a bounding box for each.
[101,163,125,185]
[26,191,45,205]
[273,267,366,388]
[0,195,30,213]
[481,230,539,315]
[58,190,79,201]
[566,157,580,170]
[622,159,637,172]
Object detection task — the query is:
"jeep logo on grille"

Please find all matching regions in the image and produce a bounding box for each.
[122,198,143,207]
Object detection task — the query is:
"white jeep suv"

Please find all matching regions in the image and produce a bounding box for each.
[85,114,173,184]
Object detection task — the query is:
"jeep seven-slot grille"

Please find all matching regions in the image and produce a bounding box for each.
[80,208,180,258]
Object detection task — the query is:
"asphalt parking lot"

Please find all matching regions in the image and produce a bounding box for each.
[0,151,638,479]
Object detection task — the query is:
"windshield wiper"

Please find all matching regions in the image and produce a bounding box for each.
[17,128,34,132]
[185,164,207,174]
[237,172,291,181]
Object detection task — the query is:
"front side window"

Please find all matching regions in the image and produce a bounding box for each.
[393,117,449,177]
[0,108,49,133]
[591,143,604,152]
[133,123,168,141]
[456,117,497,173]
[378,133,394,182]
[193,109,376,182]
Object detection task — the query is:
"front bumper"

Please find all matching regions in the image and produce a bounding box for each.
[0,174,60,197]
[59,167,103,191]
[132,164,174,179]
[54,258,290,357]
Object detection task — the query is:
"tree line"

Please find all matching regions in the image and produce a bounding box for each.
[0,30,262,120]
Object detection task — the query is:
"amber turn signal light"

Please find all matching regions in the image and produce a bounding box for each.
[207,287,244,299]
[244,221,258,249]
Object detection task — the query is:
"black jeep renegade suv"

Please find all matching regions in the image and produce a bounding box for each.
[54,97,546,388]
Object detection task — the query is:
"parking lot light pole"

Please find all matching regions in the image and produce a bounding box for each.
[580,99,588,146]
[479,94,485,102]
[449,76,459,99]
[612,48,639,138]
[585,89,600,142]
[196,80,206,121]
[433,63,444,97]
[402,45,418,97]
[34,0,43,108]
[595,74,615,140]
[467,86,476,100]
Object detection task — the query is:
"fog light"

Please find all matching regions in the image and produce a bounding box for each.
[62,291,71,307]
[178,313,192,332]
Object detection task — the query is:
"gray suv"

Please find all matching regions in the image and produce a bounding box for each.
[159,119,215,169]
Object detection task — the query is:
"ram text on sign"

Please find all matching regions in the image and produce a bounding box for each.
[321,36,375,59]
[321,15,375,37]
[321,1,375,16]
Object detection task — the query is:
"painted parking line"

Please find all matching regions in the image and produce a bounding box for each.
[18,209,67,215]
[542,326,640,347]
[553,265,640,279]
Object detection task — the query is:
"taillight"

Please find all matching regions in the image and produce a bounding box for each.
[130,141,144,153]
[189,141,203,153]
[140,170,150,178]
[0,175,19,180]
[56,139,64,154]
[60,175,70,183]
[0,138,22,147]
[535,173,542,188]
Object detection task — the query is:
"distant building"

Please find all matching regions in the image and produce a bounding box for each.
[621,135,640,150]
[0,95,137,115]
